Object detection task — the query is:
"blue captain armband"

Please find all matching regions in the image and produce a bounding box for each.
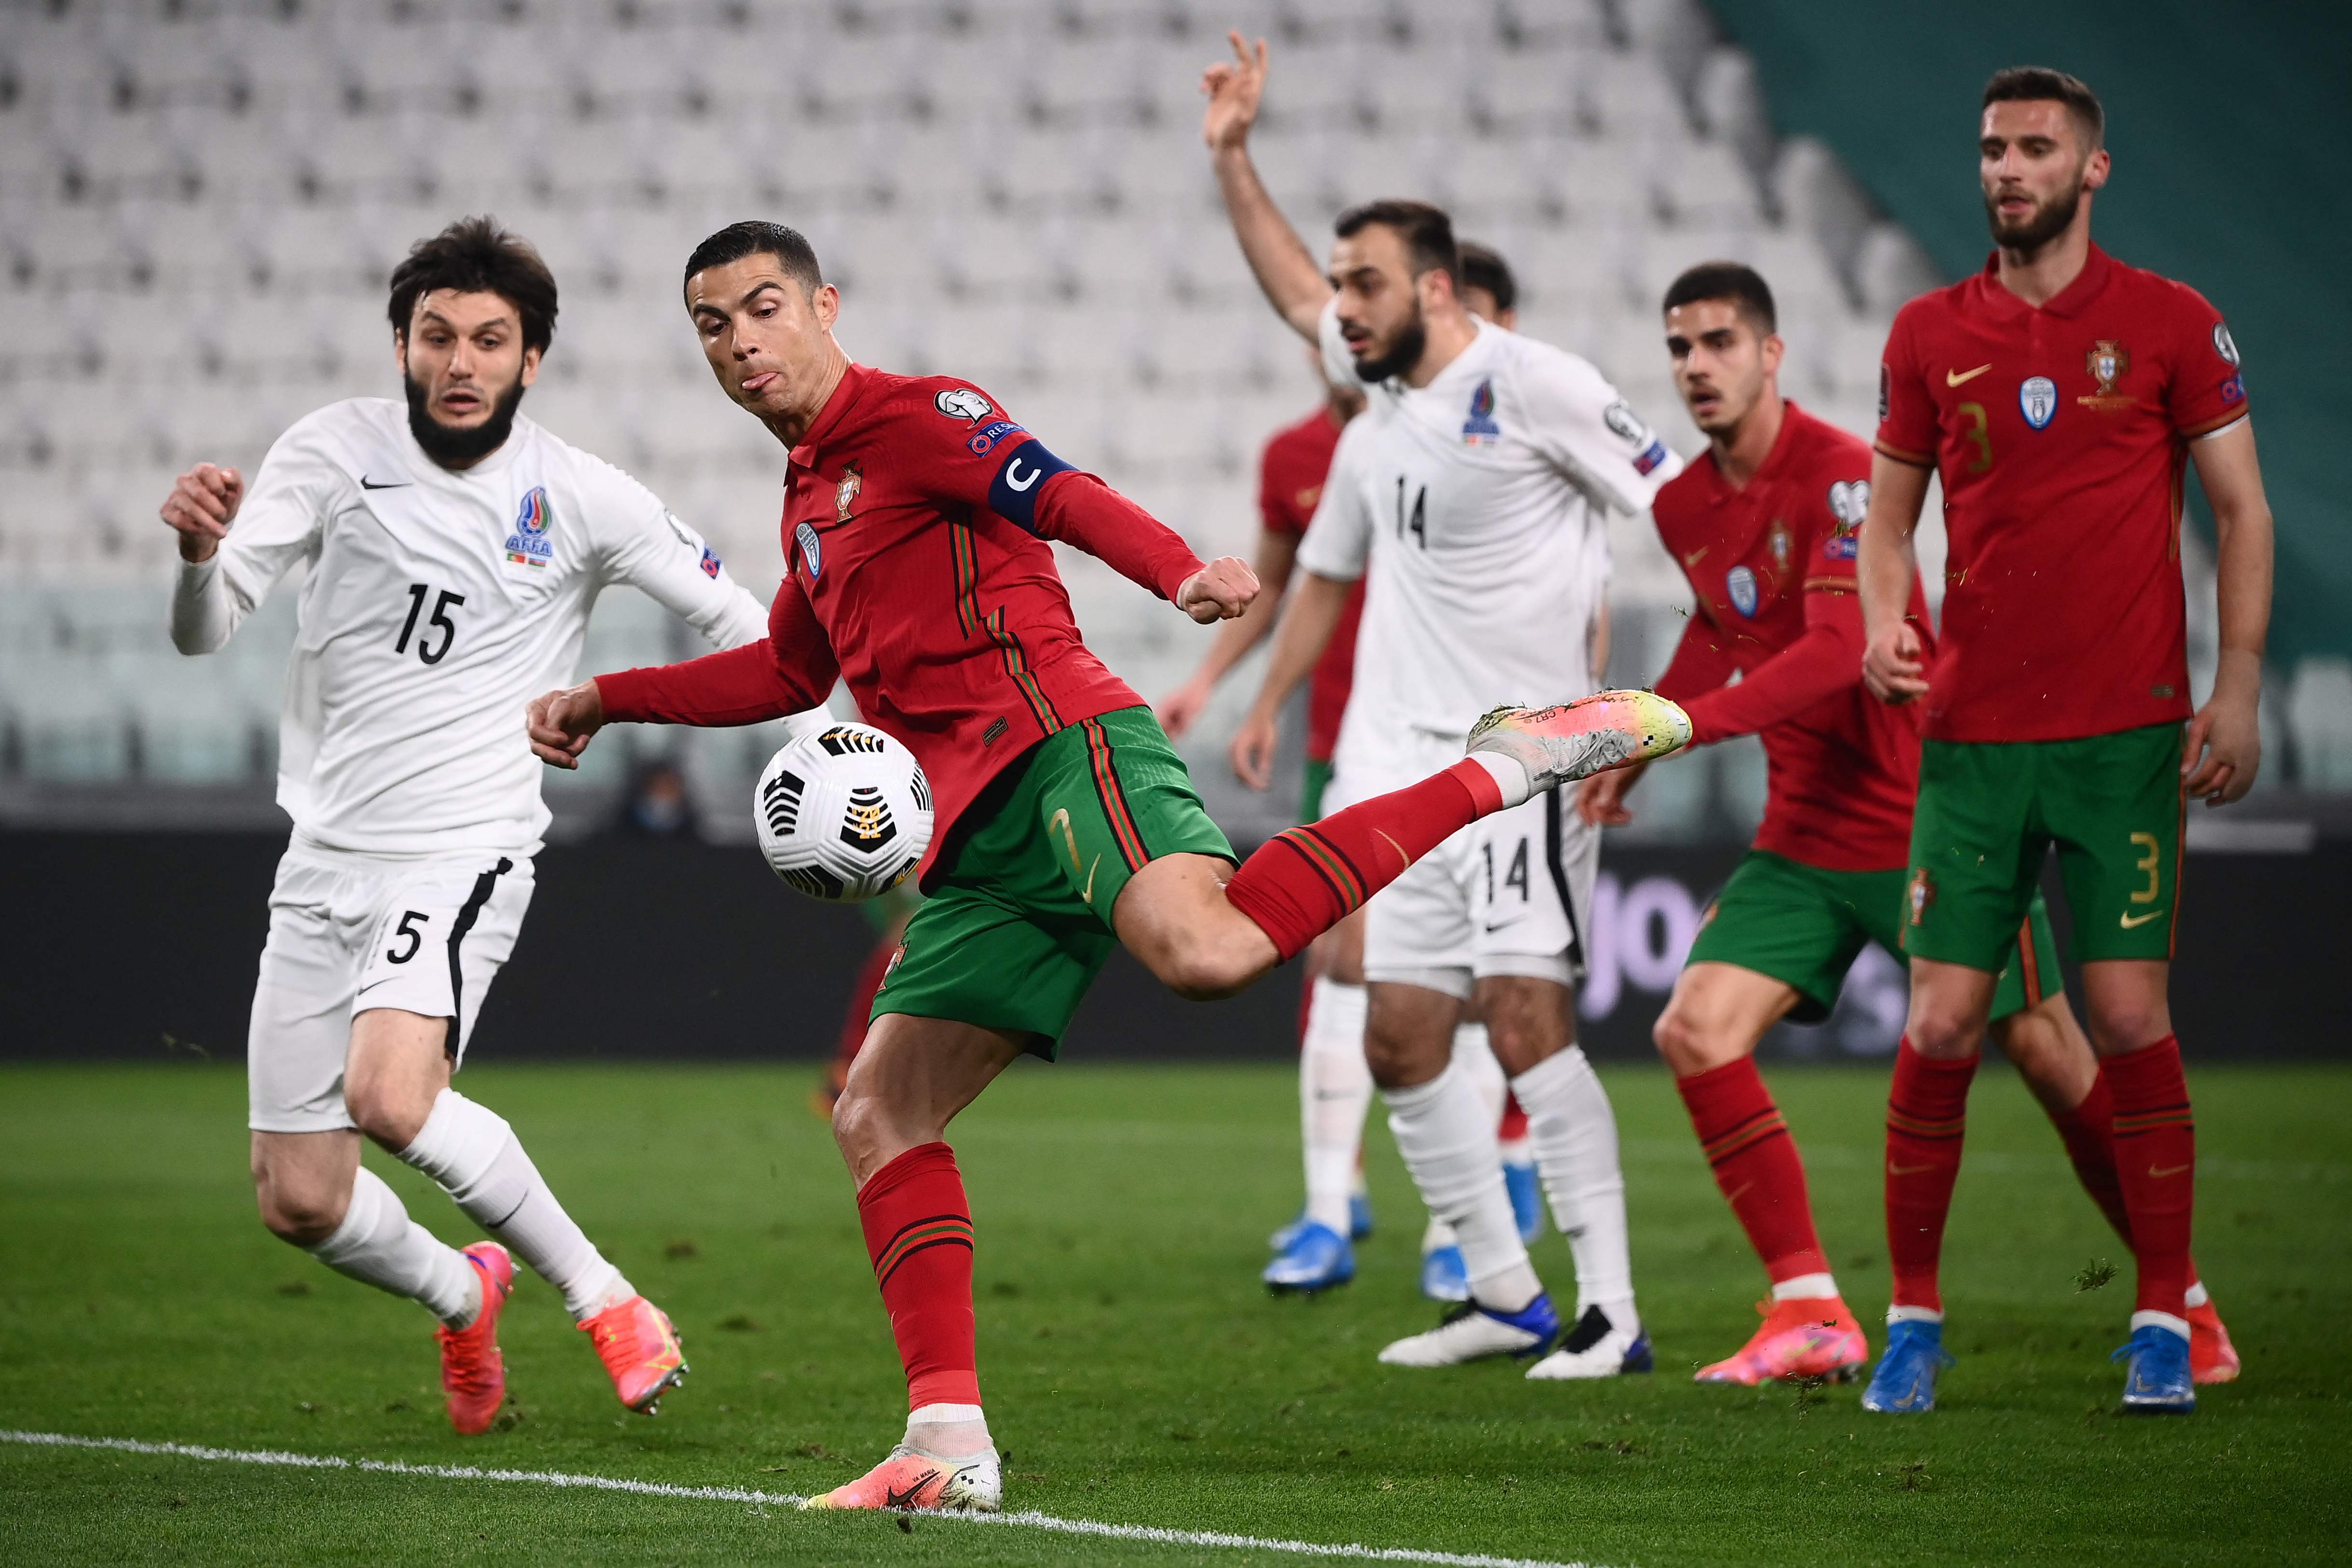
[986,438,1077,533]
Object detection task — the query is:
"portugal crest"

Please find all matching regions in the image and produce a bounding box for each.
[2078,341,2134,412]
[1906,867,1936,928]
[835,461,862,523]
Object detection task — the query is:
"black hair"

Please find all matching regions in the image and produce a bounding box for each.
[1983,65,2104,151]
[387,216,557,353]
[1333,199,1460,284]
[683,220,825,295]
[1661,260,1777,336]
[1456,241,1516,313]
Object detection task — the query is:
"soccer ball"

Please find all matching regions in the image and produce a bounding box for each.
[753,722,933,902]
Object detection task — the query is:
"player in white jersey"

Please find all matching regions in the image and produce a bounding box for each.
[1207,35,1682,1378]
[159,218,777,1434]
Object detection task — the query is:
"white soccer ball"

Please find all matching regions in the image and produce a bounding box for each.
[753,722,933,902]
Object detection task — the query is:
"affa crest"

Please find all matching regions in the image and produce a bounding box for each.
[503,485,553,567]
[1461,379,1501,444]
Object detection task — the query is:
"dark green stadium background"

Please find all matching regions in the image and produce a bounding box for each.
[1712,0,2352,667]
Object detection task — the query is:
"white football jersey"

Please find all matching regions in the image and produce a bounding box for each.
[171,398,772,857]
[1298,301,1683,778]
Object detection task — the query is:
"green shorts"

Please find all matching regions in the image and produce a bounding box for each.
[1687,849,2060,1023]
[1906,723,2185,971]
[1301,756,1335,824]
[870,705,1235,1057]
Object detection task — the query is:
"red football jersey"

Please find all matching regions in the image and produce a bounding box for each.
[1876,245,2247,742]
[1652,403,1935,872]
[596,364,1206,883]
[1258,406,1362,763]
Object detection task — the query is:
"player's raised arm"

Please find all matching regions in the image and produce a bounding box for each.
[1203,31,1328,342]
[2181,417,2273,805]
[165,421,338,655]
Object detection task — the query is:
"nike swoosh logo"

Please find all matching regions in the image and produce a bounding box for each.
[1005,458,1042,492]
[1945,364,1992,387]
[2119,908,2165,929]
[1682,545,1710,566]
[883,1469,939,1509]
[1888,1163,1936,1176]
[360,475,411,489]
[1482,922,1524,935]
[1082,854,1099,907]
[2148,1163,2192,1178]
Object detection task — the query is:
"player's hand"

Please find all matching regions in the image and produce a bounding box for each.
[1201,31,1268,153]
[1157,673,1215,739]
[1862,619,1929,704]
[1230,704,1280,792]
[2182,657,2262,806]
[526,679,605,770]
[1177,556,1259,624]
[160,463,244,563]
[1575,758,1647,827]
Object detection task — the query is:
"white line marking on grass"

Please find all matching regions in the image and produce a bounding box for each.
[1,1430,1616,1568]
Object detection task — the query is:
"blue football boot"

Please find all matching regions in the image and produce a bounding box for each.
[1418,1243,1470,1303]
[1862,1319,1955,1413]
[2114,1323,2196,1414]
[1262,1219,1354,1294]
[1504,1158,1545,1244]
[1268,1193,1374,1251]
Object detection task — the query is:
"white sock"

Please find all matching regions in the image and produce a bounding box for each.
[1453,1021,1507,1128]
[1510,1046,1637,1332]
[399,1089,631,1321]
[1887,1304,1943,1325]
[1299,978,1371,1236]
[2184,1279,2209,1309]
[306,1165,479,1326]
[906,1401,993,1458]
[1466,750,1533,808]
[1422,1215,1458,1252]
[2131,1309,2191,1341]
[1499,1134,1533,1166]
[1383,1061,1537,1310]
[1771,1272,1840,1302]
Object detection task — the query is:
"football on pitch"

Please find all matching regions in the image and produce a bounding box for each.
[753,722,933,902]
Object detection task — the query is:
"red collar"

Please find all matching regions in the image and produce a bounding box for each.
[1975,240,2115,321]
[1700,397,1807,503]
[786,361,872,471]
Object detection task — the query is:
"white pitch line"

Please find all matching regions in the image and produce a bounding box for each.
[2,1430,1616,1568]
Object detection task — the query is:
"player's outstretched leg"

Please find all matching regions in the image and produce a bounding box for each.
[808,1015,1023,1513]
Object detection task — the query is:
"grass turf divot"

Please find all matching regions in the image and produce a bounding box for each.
[0,1430,1613,1568]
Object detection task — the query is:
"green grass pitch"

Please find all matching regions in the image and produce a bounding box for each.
[2,1059,2346,1566]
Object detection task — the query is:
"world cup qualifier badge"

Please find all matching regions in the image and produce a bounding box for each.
[503,485,553,566]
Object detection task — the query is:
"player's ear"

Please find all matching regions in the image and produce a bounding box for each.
[2082,147,2111,192]
[1759,332,1785,377]
[519,344,542,388]
[813,282,841,333]
[393,328,408,377]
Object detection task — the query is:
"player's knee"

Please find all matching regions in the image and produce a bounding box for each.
[1904,1003,1985,1061]
[253,1172,343,1247]
[2086,996,2171,1055]
[345,1077,434,1152]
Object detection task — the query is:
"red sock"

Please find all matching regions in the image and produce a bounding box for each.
[1225,760,1501,960]
[1498,1092,1529,1145]
[1677,1059,1830,1285]
[2104,1035,2195,1318]
[856,1142,979,1410]
[2045,1069,2133,1244]
[1884,1040,1977,1313]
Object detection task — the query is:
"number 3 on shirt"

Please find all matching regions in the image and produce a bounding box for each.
[1955,401,1993,475]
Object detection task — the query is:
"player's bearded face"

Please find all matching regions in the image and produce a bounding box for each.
[1352,293,1427,384]
[403,364,528,466]
[1982,157,2085,253]
[398,290,536,468]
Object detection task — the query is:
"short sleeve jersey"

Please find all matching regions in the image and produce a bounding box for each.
[1875,245,2248,742]
[1258,406,1360,763]
[1652,403,1933,871]
[1298,301,1681,778]
[169,399,769,857]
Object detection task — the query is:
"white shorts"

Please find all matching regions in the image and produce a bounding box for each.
[1333,740,1597,1002]
[247,845,535,1134]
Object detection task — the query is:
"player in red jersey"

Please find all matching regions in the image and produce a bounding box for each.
[526,222,1689,1509]
[1582,261,2235,1391]
[1857,69,2273,1414]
